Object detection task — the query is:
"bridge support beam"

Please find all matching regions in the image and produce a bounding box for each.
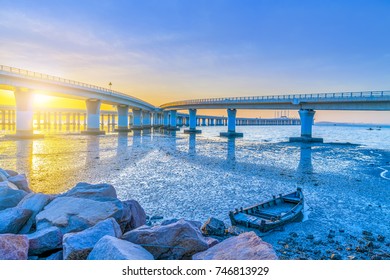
[184,109,201,134]
[163,111,169,129]
[167,110,180,131]
[8,89,43,139]
[81,99,105,135]
[289,109,323,143]
[220,109,243,138]
[131,109,142,130]
[115,105,131,132]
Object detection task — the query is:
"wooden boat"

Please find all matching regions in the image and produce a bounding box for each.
[229,188,304,232]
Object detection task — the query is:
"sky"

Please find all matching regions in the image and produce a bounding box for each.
[0,0,390,123]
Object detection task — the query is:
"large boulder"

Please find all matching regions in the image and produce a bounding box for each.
[8,174,32,193]
[0,168,10,181]
[27,226,63,256]
[0,234,29,260]
[122,219,208,260]
[192,231,278,260]
[5,169,18,177]
[63,218,122,260]
[122,200,146,232]
[87,236,154,260]
[161,218,202,229]
[0,185,28,211]
[17,193,53,234]
[201,217,226,236]
[36,196,125,234]
[0,207,32,234]
[61,182,117,200]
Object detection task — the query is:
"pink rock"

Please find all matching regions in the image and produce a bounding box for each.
[0,234,29,260]
[192,231,278,260]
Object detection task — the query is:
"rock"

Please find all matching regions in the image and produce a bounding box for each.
[330,253,342,260]
[45,250,63,260]
[88,236,154,260]
[328,230,336,238]
[5,169,18,177]
[348,255,357,260]
[8,174,32,193]
[0,234,29,260]
[205,237,219,248]
[0,207,32,234]
[371,255,382,260]
[36,196,124,234]
[362,230,373,236]
[27,226,63,255]
[193,231,277,260]
[150,215,164,220]
[201,217,226,236]
[122,200,146,231]
[122,219,208,260]
[161,218,202,229]
[61,182,117,199]
[365,241,374,249]
[63,218,122,260]
[17,193,52,234]
[355,246,367,253]
[0,180,19,190]
[377,235,385,242]
[227,226,246,236]
[306,234,314,240]
[0,168,10,180]
[0,185,28,211]
[364,236,375,241]
[289,232,298,238]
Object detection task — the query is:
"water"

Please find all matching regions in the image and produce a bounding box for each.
[0,124,389,241]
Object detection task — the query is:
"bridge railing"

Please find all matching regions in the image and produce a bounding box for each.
[161,90,390,107]
[0,65,155,110]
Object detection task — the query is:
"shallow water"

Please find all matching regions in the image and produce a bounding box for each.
[0,124,389,241]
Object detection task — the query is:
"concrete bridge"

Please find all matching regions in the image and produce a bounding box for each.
[160,91,390,141]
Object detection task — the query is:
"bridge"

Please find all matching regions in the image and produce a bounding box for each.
[1,65,389,141]
[160,91,390,141]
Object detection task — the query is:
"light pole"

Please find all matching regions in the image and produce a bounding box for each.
[109,82,112,90]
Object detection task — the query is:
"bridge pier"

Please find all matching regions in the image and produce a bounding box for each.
[220,109,243,138]
[131,109,142,130]
[167,110,180,131]
[184,109,201,134]
[289,109,323,143]
[8,89,43,139]
[142,111,151,129]
[115,105,131,132]
[81,99,105,135]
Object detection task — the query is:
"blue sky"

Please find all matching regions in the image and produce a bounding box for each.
[0,0,389,122]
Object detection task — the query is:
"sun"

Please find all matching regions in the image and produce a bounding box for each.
[33,93,53,107]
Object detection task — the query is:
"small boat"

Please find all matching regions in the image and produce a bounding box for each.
[229,188,304,232]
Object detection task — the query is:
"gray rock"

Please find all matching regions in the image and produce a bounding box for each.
[0,234,29,260]
[88,236,154,260]
[36,196,124,234]
[27,226,63,255]
[0,185,28,211]
[8,174,32,193]
[63,218,122,260]
[17,193,53,234]
[0,207,32,234]
[330,253,342,260]
[0,168,10,181]
[122,200,146,231]
[205,237,219,248]
[5,169,18,177]
[161,218,202,229]
[122,219,208,260]
[192,231,278,260]
[45,250,63,260]
[61,182,117,199]
[201,217,226,236]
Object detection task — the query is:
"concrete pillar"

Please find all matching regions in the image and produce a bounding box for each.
[115,105,131,132]
[168,110,179,130]
[220,108,243,137]
[178,116,183,126]
[289,109,322,143]
[210,118,215,126]
[163,111,169,128]
[37,112,41,129]
[81,99,105,135]
[101,114,104,126]
[184,108,201,134]
[11,89,42,138]
[189,133,196,156]
[131,108,142,130]
[202,118,206,126]
[142,111,151,128]
[111,114,116,125]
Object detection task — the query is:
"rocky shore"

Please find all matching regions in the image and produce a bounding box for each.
[0,168,276,260]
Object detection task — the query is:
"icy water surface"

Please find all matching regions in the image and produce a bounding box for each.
[0,125,389,242]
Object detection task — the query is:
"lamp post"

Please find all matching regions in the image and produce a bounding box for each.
[109,82,112,90]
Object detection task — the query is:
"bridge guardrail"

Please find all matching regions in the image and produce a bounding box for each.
[0,65,156,110]
[161,90,390,108]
